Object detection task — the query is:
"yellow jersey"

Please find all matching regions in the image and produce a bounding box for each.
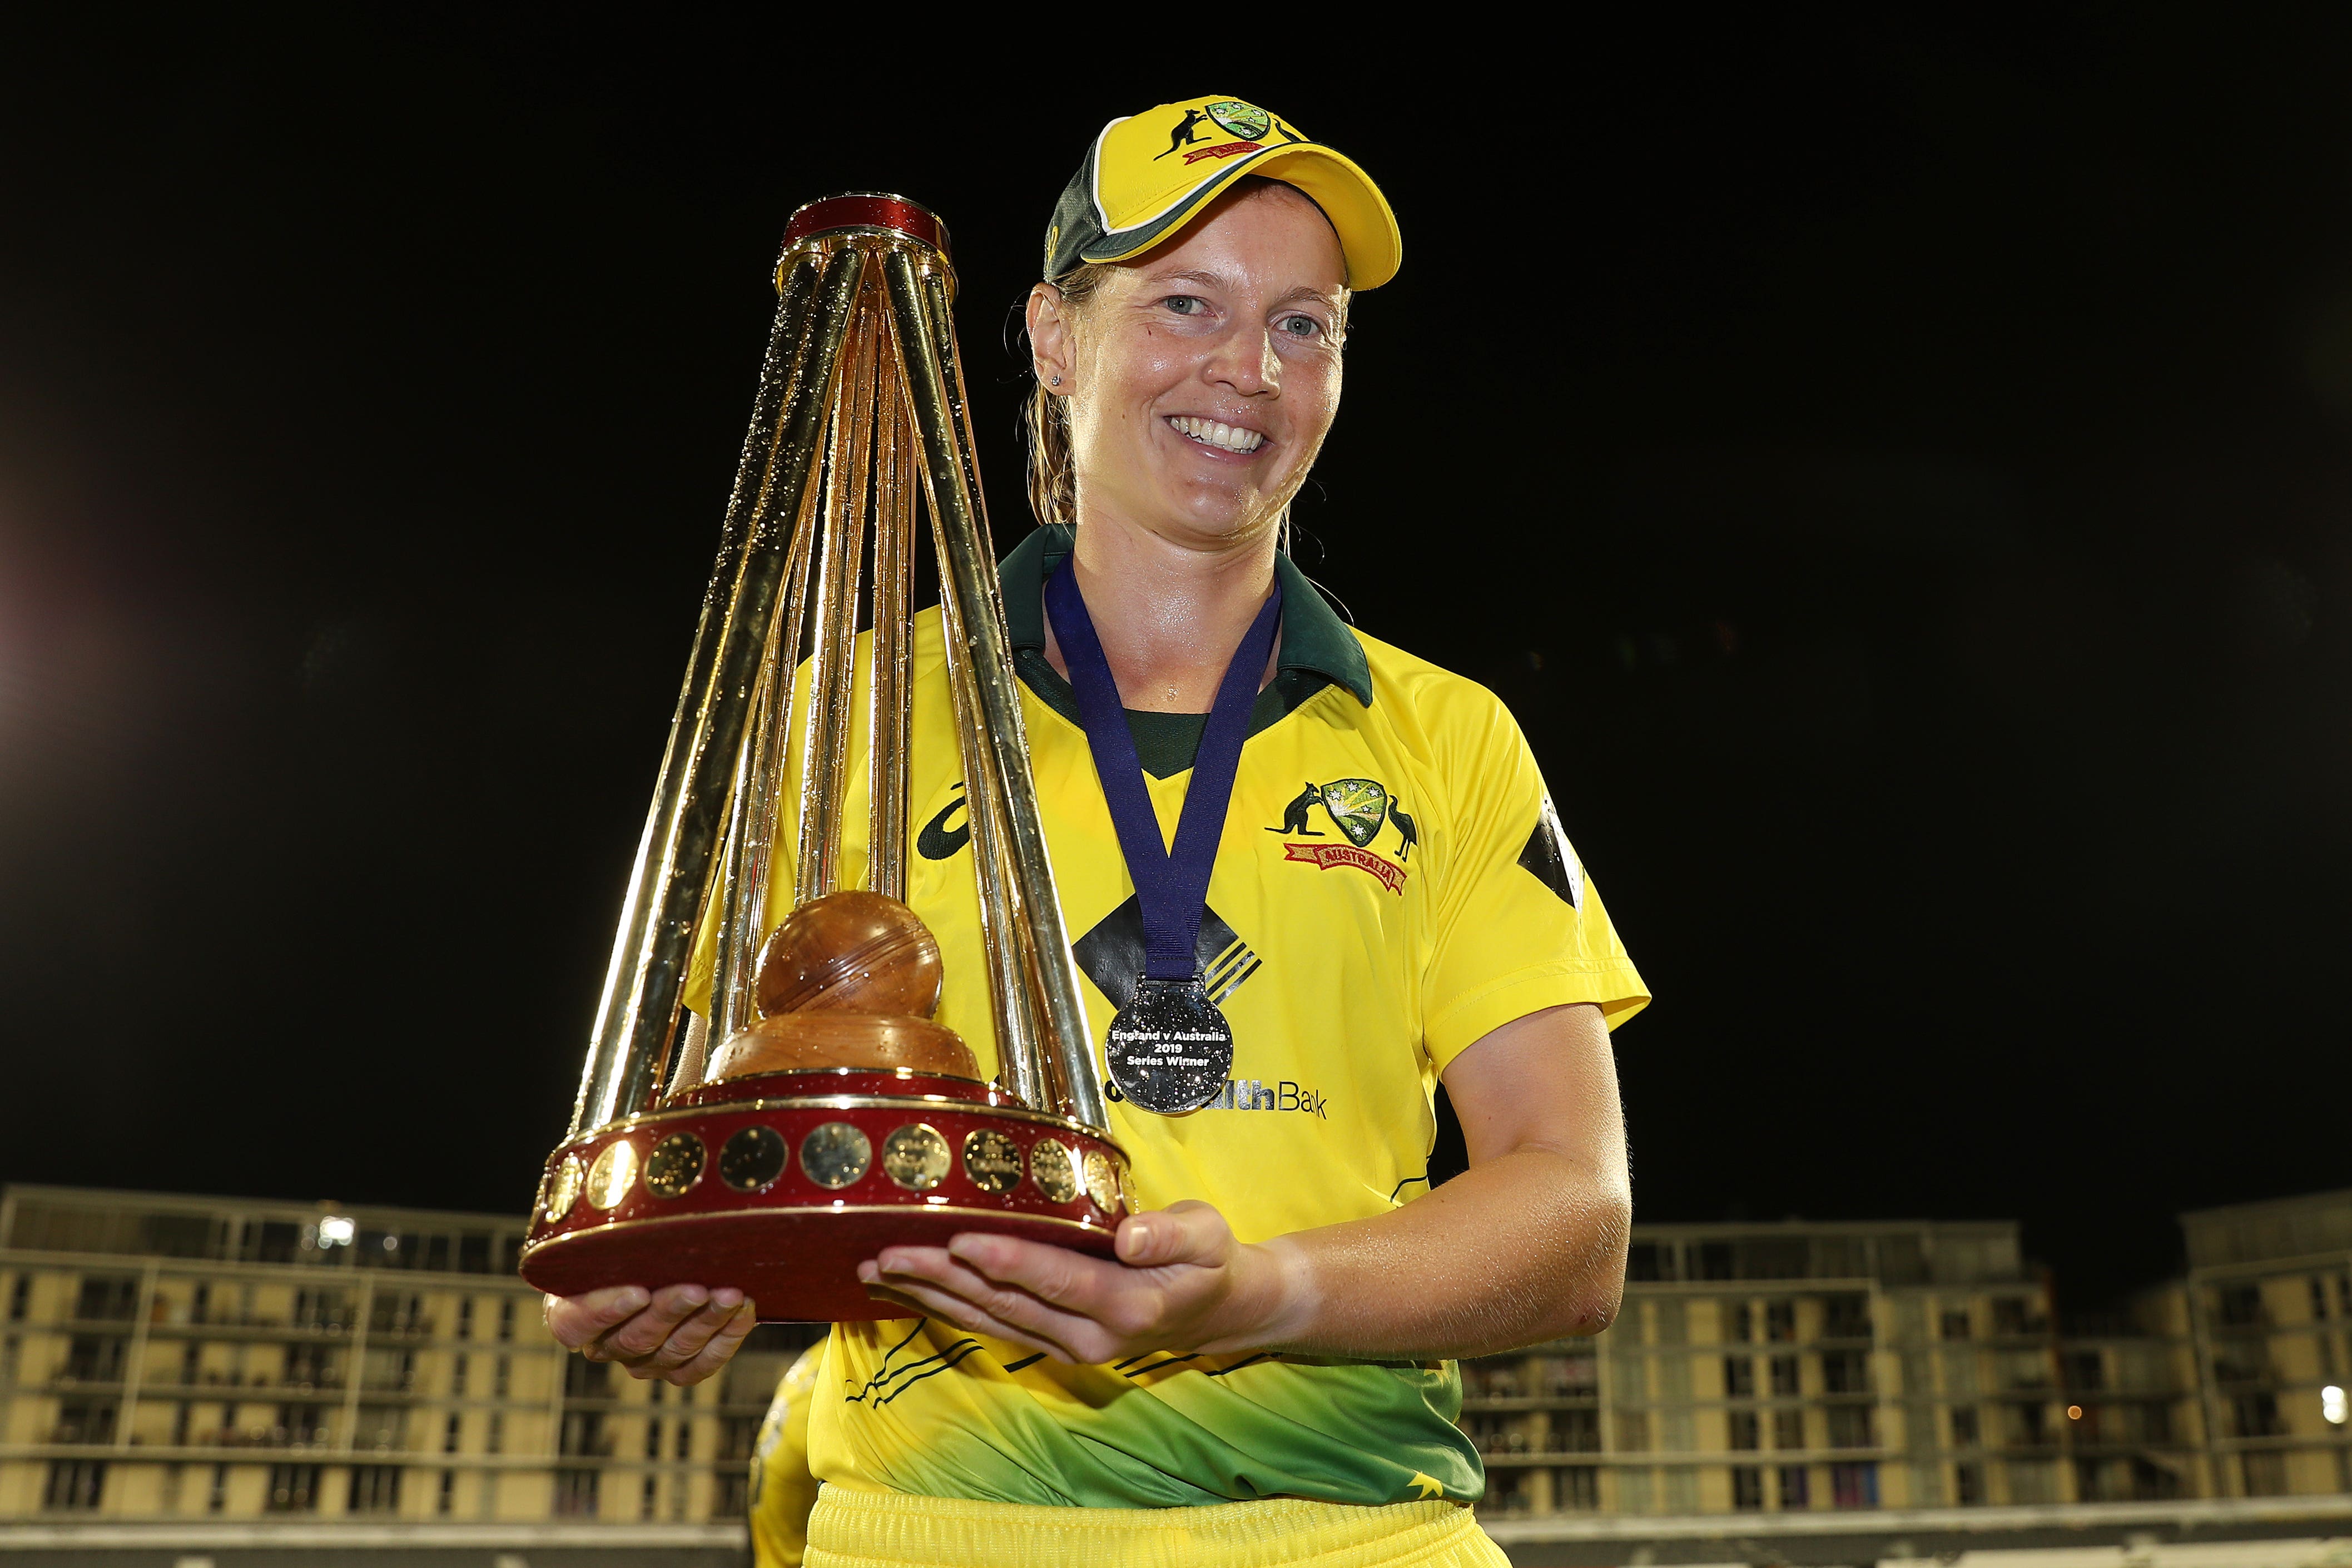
[692,524,1646,1509]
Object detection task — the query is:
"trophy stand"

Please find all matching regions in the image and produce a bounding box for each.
[518,195,1130,1322]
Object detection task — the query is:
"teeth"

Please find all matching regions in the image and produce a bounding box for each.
[1169,416,1265,453]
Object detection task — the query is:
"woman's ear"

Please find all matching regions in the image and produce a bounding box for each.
[1026,282,1073,393]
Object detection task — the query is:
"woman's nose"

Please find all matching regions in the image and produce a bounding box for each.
[1206,328,1281,398]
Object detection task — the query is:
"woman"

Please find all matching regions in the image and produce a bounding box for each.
[550,96,1648,1566]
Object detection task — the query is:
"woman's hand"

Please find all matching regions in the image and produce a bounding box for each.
[543,1284,758,1385]
[857,1199,1299,1365]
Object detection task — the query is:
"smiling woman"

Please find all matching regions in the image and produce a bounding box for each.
[543,95,1648,1568]
[1022,176,1344,540]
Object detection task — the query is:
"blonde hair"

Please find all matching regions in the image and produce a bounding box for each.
[1020,177,1346,541]
[1020,261,1115,533]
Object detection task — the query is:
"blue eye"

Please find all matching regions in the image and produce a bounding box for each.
[1164,295,1204,315]
[1279,315,1321,339]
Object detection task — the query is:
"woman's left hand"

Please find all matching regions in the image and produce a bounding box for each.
[857,1199,1296,1364]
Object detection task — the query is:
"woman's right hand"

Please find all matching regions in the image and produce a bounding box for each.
[543,1284,758,1385]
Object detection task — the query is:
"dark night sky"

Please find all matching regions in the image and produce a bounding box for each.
[4,16,2349,1309]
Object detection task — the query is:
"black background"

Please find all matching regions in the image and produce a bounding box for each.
[4,14,2349,1311]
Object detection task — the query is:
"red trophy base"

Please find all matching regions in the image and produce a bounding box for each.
[518,1068,1134,1322]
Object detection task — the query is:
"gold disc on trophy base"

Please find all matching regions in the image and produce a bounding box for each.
[801,1122,872,1190]
[1030,1138,1079,1204]
[586,1140,638,1211]
[644,1133,707,1199]
[543,1154,585,1223]
[962,1128,1022,1194]
[1083,1148,1118,1214]
[882,1124,950,1192]
[720,1125,788,1193]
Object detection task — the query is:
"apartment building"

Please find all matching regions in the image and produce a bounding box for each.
[1461,1218,2228,1524]
[0,1184,816,1530]
[3,1183,2344,1543]
[2176,1188,2352,1499]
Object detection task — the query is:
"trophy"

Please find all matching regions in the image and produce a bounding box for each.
[519,195,1132,1321]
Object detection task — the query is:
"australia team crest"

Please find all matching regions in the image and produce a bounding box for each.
[1267,777,1416,893]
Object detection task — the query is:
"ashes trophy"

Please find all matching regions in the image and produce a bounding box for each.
[518,195,1132,1321]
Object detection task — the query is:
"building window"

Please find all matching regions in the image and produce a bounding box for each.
[1728,1411,1760,1450]
[1949,1406,1979,1446]
[675,1421,692,1460]
[1830,1461,1879,1509]
[642,1474,659,1521]
[1731,1466,1764,1510]
[1770,1355,1801,1396]
[554,1468,599,1517]
[1724,1356,1755,1397]
[1767,1302,1797,1342]
[1777,1464,1809,1509]
[2063,1351,2103,1392]
[458,1298,473,1340]
[444,1413,462,1454]
[1733,1303,1754,1343]
[1827,1406,1875,1448]
[1549,1408,1600,1453]
[1612,1410,1649,1452]
[266,1464,322,1514]
[2312,1277,2331,1322]
[74,1277,139,1322]
[438,1469,455,1515]
[494,1354,511,1398]
[42,1461,105,1511]
[451,1354,468,1396]
[646,1418,664,1458]
[2232,1393,2282,1438]
[1823,1294,1872,1340]
[488,1413,504,1455]
[499,1299,515,1342]
[1626,1242,1676,1282]
[208,1465,227,1513]
[348,1465,401,1514]
[2215,1284,2264,1328]
[8,1276,28,1322]
[1954,1462,1983,1504]
[1941,1309,1972,1340]
[54,1400,117,1445]
[2241,1452,2288,1497]
[1993,1297,2042,1336]
[1773,1409,1806,1451]
[1554,1466,1600,1511]
[1822,1352,1870,1395]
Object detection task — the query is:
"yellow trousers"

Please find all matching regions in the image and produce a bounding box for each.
[803,1483,1511,1568]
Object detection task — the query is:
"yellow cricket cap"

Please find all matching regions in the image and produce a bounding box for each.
[1045,97,1401,290]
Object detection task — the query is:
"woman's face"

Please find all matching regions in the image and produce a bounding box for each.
[1030,183,1349,550]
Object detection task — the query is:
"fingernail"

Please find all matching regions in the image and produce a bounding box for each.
[856,1262,877,1284]
[616,1288,649,1312]
[712,1287,743,1309]
[1125,1223,1152,1254]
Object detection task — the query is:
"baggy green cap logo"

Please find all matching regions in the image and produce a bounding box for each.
[1205,100,1270,142]
[1044,95,1402,290]
[1319,780,1390,848]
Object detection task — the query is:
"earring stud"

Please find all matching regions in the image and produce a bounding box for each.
[1051,375,1061,386]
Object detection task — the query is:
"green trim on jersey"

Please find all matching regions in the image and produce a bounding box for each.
[1002,525,1373,777]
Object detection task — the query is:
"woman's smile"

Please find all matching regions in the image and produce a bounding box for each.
[1164,414,1269,456]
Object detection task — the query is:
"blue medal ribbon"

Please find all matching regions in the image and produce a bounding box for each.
[1044,556,1283,984]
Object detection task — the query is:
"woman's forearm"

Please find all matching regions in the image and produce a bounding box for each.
[1230,1144,1630,1361]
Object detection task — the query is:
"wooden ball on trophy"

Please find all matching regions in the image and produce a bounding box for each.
[755,890,943,1019]
[702,890,977,1085]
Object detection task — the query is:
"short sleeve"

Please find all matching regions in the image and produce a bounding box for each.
[1419,694,1649,1074]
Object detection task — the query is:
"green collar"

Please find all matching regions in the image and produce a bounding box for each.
[999,524,1373,706]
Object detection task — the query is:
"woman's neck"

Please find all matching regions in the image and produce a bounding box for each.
[1043,513,1281,714]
